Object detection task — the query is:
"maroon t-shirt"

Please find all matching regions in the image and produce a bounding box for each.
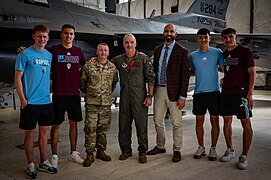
[222,45,255,94]
[50,45,86,96]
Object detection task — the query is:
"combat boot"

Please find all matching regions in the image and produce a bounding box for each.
[83,152,94,167]
[96,150,111,161]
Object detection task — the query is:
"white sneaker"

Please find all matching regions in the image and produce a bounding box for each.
[194,146,206,159]
[69,151,84,164]
[49,154,59,169]
[208,147,217,161]
[220,149,235,162]
[237,155,248,170]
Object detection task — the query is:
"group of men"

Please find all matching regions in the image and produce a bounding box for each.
[15,22,255,179]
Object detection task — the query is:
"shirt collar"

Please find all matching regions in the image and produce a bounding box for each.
[163,40,175,50]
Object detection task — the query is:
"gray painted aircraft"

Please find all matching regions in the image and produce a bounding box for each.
[0,0,270,109]
[0,0,230,82]
[0,0,231,109]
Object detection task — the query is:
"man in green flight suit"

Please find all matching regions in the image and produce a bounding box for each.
[111,34,155,164]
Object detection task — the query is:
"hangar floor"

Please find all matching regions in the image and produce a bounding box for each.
[0,90,271,180]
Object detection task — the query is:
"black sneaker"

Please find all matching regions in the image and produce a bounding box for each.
[26,162,37,179]
[38,160,57,174]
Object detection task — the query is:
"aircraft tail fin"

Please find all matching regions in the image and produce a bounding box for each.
[187,0,229,21]
[150,0,230,33]
[183,0,230,32]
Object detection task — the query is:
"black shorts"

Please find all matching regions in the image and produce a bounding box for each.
[192,91,220,116]
[220,93,253,119]
[19,104,54,130]
[52,95,82,125]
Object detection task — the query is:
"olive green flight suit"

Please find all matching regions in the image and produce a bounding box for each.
[111,52,155,154]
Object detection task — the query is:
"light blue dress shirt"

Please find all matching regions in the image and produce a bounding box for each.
[157,40,175,85]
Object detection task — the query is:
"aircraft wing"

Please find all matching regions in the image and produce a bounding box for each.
[8,0,271,109]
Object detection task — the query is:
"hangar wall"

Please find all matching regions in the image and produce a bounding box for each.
[64,0,106,11]
[116,0,271,33]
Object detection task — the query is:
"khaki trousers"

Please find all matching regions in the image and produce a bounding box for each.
[154,86,183,151]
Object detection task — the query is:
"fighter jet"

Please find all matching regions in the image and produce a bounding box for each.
[0,0,231,108]
[0,0,231,82]
[0,0,270,109]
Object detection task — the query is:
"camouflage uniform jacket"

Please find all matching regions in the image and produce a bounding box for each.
[80,60,118,105]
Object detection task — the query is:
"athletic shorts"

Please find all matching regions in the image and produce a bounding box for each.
[192,91,220,116]
[19,104,54,130]
[52,95,82,125]
[220,93,253,119]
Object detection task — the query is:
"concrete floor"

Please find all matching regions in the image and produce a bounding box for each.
[0,90,271,180]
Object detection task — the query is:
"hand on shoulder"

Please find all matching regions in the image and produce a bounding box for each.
[17,46,26,54]
[88,57,97,62]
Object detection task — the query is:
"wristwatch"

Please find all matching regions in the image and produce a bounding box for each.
[147,94,153,98]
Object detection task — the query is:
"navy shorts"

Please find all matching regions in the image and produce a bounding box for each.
[192,91,220,116]
[52,95,83,125]
[220,93,253,119]
[19,104,54,130]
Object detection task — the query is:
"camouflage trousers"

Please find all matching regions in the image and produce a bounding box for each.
[84,104,111,153]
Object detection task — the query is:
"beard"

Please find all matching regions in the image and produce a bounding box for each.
[164,35,175,42]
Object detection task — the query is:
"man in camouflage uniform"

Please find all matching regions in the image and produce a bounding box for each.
[111,34,155,164]
[80,43,118,167]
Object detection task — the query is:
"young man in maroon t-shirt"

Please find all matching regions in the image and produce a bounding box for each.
[49,24,86,170]
[219,28,256,170]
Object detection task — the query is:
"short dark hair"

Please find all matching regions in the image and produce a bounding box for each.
[61,24,75,32]
[33,24,49,34]
[197,28,210,36]
[97,42,109,50]
[221,28,236,36]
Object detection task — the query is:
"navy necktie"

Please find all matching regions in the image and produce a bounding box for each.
[160,47,169,85]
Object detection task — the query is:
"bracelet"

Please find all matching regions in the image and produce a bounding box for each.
[147,94,153,98]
